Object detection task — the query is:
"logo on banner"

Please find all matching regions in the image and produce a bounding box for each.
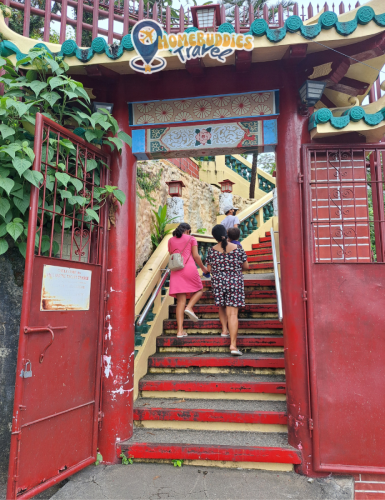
[130,19,253,75]
[130,20,167,74]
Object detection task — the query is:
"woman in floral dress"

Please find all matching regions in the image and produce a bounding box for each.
[206,225,249,356]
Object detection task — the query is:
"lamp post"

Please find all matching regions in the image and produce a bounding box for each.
[298,80,326,108]
[219,179,235,193]
[191,4,221,31]
[92,102,114,114]
[166,179,185,223]
[218,179,235,215]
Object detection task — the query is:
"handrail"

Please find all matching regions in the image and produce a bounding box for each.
[136,269,170,326]
[239,195,274,224]
[270,227,283,322]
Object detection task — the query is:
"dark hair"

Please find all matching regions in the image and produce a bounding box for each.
[173,222,191,238]
[228,227,240,241]
[212,224,228,252]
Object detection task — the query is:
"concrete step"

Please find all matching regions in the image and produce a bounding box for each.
[139,373,286,401]
[164,319,282,332]
[246,248,273,256]
[169,305,278,321]
[157,335,284,348]
[119,429,300,470]
[191,290,277,304]
[252,242,272,250]
[247,255,273,263]
[134,398,287,432]
[201,279,275,290]
[148,353,285,374]
[249,263,274,271]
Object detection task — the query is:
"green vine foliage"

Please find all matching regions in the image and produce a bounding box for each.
[136,164,162,206]
[0,47,130,257]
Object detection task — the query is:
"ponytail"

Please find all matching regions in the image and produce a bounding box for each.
[212,224,229,253]
[173,222,191,238]
[221,235,228,253]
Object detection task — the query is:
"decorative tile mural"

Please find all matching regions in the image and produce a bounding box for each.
[132,119,278,160]
[128,91,278,127]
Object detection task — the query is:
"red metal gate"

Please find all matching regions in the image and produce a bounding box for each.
[302,144,385,474]
[7,114,110,498]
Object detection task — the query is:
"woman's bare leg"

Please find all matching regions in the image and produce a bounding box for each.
[185,289,203,312]
[227,306,239,350]
[218,306,228,335]
[176,293,187,336]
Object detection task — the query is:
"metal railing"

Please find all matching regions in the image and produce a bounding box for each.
[239,195,274,224]
[270,227,282,322]
[136,268,170,327]
[2,0,364,46]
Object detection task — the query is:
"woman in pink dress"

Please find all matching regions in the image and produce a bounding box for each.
[168,223,209,337]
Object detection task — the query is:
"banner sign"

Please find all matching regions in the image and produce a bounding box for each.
[130,19,253,74]
[132,119,278,160]
[129,91,279,127]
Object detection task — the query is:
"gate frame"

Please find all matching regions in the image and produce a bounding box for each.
[7,113,110,499]
[301,142,385,475]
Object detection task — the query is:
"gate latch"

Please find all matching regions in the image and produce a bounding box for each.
[20,360,32,379]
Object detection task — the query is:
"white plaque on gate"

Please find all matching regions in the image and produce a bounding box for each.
[40,265,92,311]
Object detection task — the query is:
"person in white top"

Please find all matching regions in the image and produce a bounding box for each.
[221,203,240,230]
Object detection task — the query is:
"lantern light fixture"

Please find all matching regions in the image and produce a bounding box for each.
[191,4,221,31]
[92,102,114,114]
[219,179,235,193]
[299,80,326,107]
[166,180,186,198]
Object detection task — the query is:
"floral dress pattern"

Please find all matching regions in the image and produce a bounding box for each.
[206,246,247,307]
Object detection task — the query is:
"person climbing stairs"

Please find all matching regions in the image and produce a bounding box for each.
[120,232,301,470]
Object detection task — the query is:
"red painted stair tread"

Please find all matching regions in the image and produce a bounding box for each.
[163,319,283,329]
[133,407,287,425]
[248,263,274,270]
[201,279,275,288]
[246,248,273,256]
[259,236,272,242]
[119,429,301,464]
[148,353,285,369]
[252,242,272,249]
[156,335,284,347]
[247,255,274,263]
[139,378,286,394]
[169,304,278,314]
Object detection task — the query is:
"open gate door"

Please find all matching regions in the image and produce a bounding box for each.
[301,144,385,474]
[7,114,110,499]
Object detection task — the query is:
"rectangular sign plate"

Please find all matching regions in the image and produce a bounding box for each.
[40,265,92,311]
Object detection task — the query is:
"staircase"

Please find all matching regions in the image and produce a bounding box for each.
[121,232,301,471]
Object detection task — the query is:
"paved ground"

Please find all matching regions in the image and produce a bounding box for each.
[41,463,354,500]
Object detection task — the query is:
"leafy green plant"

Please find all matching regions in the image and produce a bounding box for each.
[151,204,177,248]
[171,459,183,467]
[120,452,133,465]
[137,164,162,206]
[197,228,207,235]
[95,449,103,466]
[0,47,130,257]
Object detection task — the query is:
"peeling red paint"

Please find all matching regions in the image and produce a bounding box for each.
[148,355,285,369]
[134,407,288,425]
[139,379,286,394]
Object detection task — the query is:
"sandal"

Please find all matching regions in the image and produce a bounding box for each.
[184,309,199,322]
[221,332,230,337]
[177,332,188,338]
[230,349,243,356]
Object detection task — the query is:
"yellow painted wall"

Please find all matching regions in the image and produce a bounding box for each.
[199,155,275,201]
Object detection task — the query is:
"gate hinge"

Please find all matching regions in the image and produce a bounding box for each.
[303,290,307,301]
[309,418,314,431]
[104,291,109,302]
[298,174,304,184]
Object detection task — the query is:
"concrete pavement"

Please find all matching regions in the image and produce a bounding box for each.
[49,463,354,500]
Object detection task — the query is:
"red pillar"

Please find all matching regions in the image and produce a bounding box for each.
[98,77,136,463]
[276,68,322,477]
